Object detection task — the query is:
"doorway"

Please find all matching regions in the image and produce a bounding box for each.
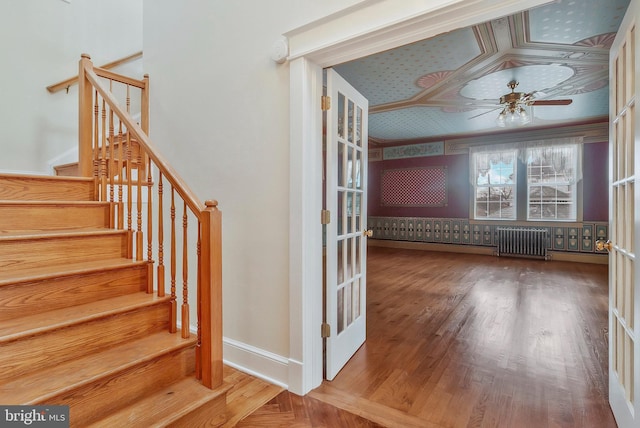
[286,0,582,395]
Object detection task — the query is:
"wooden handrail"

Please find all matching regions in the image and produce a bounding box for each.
[94,67,146,89]
[47,51,143,93]
[77,54,223,390]
[83,62,205,215]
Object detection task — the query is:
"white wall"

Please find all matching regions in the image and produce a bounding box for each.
[143,0,363,385]
[0,0,143,174]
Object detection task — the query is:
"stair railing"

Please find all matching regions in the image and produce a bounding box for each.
[77,54,222,389]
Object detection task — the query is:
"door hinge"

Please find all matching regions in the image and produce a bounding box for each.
[321,323,331,338]
[321,209,331,225]
[321,95,331,111]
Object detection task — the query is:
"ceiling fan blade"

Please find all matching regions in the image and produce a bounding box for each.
[529,99,573,106]
[468,107,501,120]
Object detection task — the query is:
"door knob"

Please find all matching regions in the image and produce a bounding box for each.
[363,230,373,237]
[595,239,613,252]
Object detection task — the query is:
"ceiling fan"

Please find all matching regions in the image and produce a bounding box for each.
[472,80,573,127]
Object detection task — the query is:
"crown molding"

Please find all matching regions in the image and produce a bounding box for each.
[285,0,553,67]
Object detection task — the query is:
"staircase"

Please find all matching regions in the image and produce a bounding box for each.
[0,53,227,426]
[0,173,228,427]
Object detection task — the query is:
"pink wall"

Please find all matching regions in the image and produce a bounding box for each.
[368,141,609,222]
[582,141,609,221]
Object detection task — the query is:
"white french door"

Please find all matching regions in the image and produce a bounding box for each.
[608,0,640,425]
[324,69,369,381]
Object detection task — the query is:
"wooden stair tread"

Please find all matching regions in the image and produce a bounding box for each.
[0,257,147,286]
[0,227,124,240]
[0,200,109,206]
[0,292,170,341]
[0,331,196,404]
[0,172,94,183]
[89,377,230,428]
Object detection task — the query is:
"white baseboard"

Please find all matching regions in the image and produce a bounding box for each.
[223,337,289,389]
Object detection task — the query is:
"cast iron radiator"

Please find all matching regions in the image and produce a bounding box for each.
[496,227,549,260]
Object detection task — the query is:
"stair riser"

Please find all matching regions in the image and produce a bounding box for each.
[168,396,227,428]
[0,265,148,322]
[0,303,170,382]
[0,204,111,231]
[49,346,196,427]
[0,233,129,271]
[0,176,95,201]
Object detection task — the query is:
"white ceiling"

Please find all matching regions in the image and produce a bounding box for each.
[333,0,630,145]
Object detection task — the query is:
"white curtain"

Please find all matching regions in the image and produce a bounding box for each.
[469,137,583,184]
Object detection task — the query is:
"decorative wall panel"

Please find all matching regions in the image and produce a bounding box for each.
[369,216,608,256]
[425,219,433,241]
[553,227,566,250]
[462,221,471,244]
[595,224,608,253]
[452,220,461,243]
[568,227,580,251]
[383,141,444,160]
[581,224,594,252]
[415,219,424,241]
[381,167,447,207]
[433,219,442,242]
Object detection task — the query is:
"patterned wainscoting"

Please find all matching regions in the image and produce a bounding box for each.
[368,216,609,254]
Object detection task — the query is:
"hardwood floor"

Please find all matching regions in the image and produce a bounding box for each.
[237,247,615,427]
[237,390,385,427]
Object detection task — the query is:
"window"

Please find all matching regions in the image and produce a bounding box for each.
[473,150,517,220]
[526,145,578,221]
[470,139,582,222]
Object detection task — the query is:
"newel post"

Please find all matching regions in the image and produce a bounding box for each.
[78,54,94,177]
[199,200,223,389]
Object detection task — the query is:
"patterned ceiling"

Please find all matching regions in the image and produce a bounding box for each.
[333,0,630,145]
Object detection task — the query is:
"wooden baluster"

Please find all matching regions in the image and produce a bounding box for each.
[157,172,165,298]
[146,160,153,293]
[117,121,124,229]
[141,74,150,182]
[126,83,131,114]
[196,221,202,379]
[100,98,108,201]
[182,201,190,339]
[126,130,133,258]
[108,96,115,207]
[170,188,177,333]
[108,80,115,201]
[93,90,100,197]
[136,141,143,261]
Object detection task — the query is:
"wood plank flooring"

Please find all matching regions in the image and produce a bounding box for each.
[237,247,615,427]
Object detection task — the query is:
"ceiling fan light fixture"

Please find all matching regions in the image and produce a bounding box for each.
[496,108,507,127]
[518,106,531,124]
[496,104,530,128]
